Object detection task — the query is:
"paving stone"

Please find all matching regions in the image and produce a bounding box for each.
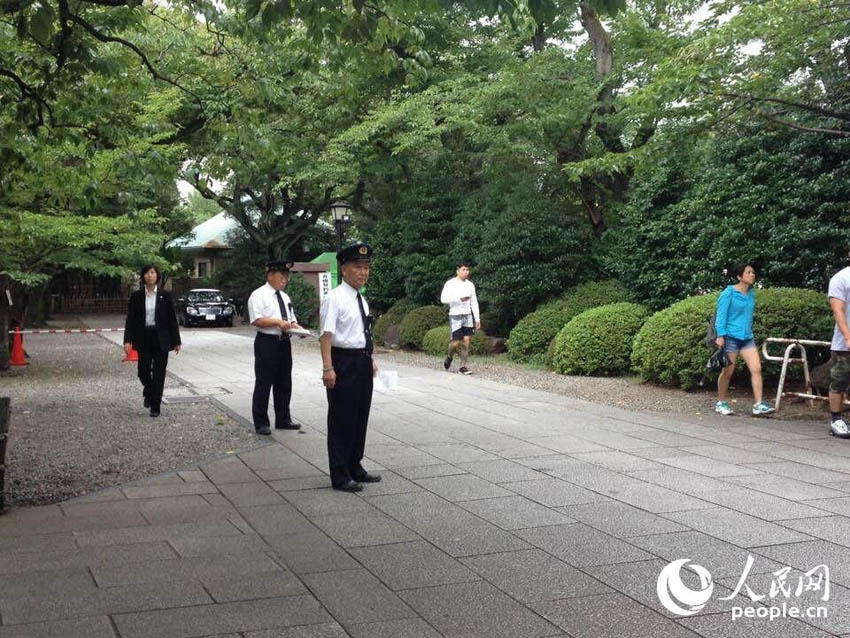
[630,531,784,579]
[0,509,149,535]
[362,445,443,469]
[526,435,609,454]
[663,508,812,547]
[415,443,502,464]
[0,533,77,554]
[603,483,715,513]
[73,521,241,547]
[91,553,283,587]
[399,580,561,638]
[414,475,513,502]
[454,459,547,483]
[679,612,833,637]
[695,488,832,521]
[531,592,702,638]
[0,616,115,638]
[516,523,653,567]
[679,443,780,465]
[169,534,271,558]
[366,492,530,557]
[500,478,605,507]
[216,482,286,506]
[138,504,242,526]
[267,476,332,492]
[121,483,220,499]
[627,468,737,498]
[800,496,850,517]
[0,568,97,598]
[201,457,262,484]
[570,450,668,472]
[202,569,308,602]
[345,618,443,638]
[754,539,850,589]
[283,489,375,517]
[459,496,574,530]
[558,501,688,538]
[113,595,331,638]
[0,542,177,575]
[237,503,317,536]
[310,509,421,548]
[178,470,209,483]
[301,569,415,624]
[349,541,478,590]
[743,461,850,485]
[263,532,359,574]
[658,455,764,478]
[393,464,468,480]
[0,579,211,624]
[461,549,612,602]
[244,623,349,638]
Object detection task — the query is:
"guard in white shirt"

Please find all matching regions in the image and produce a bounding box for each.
[319,243,381,492]
[247,259,303,435]
[440,260,481,375]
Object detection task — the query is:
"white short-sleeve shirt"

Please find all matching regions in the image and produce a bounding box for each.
[829,267,850,351]
[248,282,297,336]
[320,281,369,348]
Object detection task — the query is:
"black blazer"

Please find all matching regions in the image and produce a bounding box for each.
[123,289,181,352]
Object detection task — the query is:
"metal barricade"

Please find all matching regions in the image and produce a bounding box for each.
[761,337,834,411]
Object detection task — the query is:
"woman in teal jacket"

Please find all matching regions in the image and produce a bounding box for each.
[714,263,774,416]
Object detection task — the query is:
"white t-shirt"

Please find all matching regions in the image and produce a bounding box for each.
[247,283,297,336]
[440,278,479,320]
[828,266,850,351]
[320,281,369,348]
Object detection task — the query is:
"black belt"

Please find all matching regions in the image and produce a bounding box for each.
[332,346,370,356]
[256,332,290,341]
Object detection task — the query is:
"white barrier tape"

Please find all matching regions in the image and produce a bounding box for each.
[8,328,124,334]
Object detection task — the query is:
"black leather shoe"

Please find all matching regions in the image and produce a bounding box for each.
[149,408,160,418]
[275,421,301,430]
[333,480,363,492]
[255,426,272,435]
[143,397,150,408]
[353,472,382,483]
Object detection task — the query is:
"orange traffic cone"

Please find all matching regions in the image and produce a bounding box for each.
[10,327,26,366]
[123,344,139,362]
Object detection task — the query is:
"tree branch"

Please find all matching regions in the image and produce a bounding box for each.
[760,112,850,137]
[716,91,850,122]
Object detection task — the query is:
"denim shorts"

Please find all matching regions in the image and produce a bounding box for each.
[723,336,756,353]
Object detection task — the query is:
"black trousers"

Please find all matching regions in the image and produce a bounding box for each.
[138,327,168,410]
[252,334,293,429]
[326,348,373,486]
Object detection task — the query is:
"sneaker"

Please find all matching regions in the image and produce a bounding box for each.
[752,401,775,416]
[458,367,472,375]
[830,418,850,439]
[444,356,453,371]
[715,400,733,416]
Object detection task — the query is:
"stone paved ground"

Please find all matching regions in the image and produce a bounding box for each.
[2,324,850,637]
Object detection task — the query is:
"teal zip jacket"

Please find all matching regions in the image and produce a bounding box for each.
[715,285,755,340]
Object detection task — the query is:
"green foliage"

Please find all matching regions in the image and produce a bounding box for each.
[551,302,649,376]
[605,126,850,310]
[422,326,490,357]
[630,293,718,390]
[374,298,416,344]
[631,287,833,390]
[286,273,320,328]
[506,280,632,364]
[399,305,445,349]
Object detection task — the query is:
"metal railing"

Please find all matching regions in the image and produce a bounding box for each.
[761,337,836,411]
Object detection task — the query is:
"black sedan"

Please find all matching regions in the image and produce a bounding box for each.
[178,289,236,327]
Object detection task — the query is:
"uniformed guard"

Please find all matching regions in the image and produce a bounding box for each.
[319,243,381,492]
[247,259,302,435]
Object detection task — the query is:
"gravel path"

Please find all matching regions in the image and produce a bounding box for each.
[1,327,260,506]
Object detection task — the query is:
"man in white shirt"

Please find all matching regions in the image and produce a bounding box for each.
[440,260,481,375]
[828,265,850,439]
[247,259,303,435]
[319,243,381,492]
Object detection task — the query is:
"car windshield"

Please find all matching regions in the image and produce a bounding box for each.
[187,291,225,303]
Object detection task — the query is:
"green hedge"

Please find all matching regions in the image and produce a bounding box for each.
[422,326,490,356]
[374,298,417,344]
[399,305,446,349]
[287,273,320,328]
[506,280,633,365]
[631,287,832,390]
[552,303,650,376]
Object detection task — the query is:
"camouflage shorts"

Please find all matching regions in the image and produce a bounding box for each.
[830,352,850,394]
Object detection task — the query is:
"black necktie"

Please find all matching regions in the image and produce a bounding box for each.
[275,291,288,321]
[356,292,373,354]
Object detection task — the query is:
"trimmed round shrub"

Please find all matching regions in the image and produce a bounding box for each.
[399,305,446,349]
[552,303,650,376]
[631,286,832,390]
[374,298,417,345]
[506,280,632,365]
[422,326,490,357]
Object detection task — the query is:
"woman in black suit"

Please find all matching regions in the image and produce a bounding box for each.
[123,265,181,417]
